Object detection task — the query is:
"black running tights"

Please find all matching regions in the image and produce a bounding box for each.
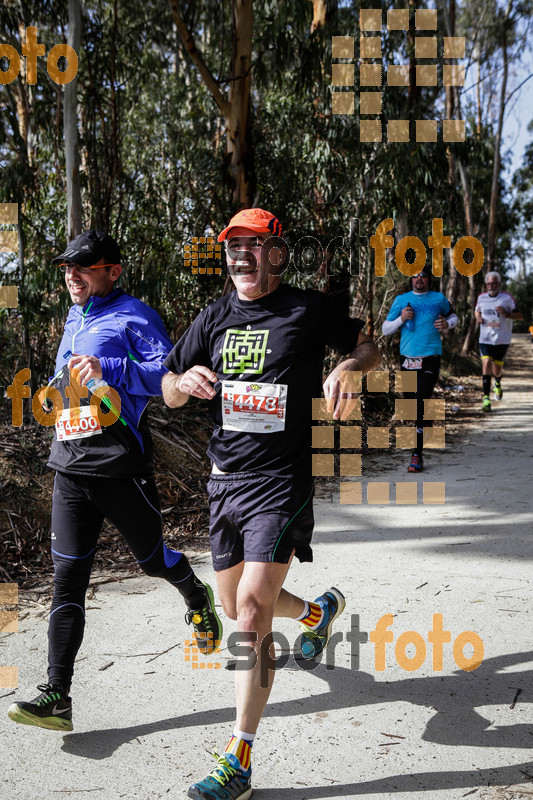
[48,471,203,688]
[401,355,441,456]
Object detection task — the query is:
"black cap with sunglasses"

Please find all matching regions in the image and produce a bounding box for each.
[52,230,121,268]
[412,263,432,279]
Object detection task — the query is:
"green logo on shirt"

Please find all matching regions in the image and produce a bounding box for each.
[222,329,269,374]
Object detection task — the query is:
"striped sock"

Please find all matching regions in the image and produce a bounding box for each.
[297,600,323,629]
[225,731,254,772]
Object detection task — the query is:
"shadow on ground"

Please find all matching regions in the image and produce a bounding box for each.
[60,649,532,796]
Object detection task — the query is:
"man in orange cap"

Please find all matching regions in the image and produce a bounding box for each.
[163,209,380,799]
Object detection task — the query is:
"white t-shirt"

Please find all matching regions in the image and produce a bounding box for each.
[476,291,516,345]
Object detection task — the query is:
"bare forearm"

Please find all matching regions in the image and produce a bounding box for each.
[343,341,381,374]
[162,371,189,408]
[162,364,218,406]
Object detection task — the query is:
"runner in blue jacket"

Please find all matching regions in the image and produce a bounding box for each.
[8,230,222,732]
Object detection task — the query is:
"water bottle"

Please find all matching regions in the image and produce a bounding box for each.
[404,303,415,331]
[86,377,108,393]
[87,377,126,426]
[64,350,125,425]
[63,351,105,390]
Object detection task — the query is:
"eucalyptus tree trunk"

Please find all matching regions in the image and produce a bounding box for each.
[445,0,456,186]
[309,0,336,32]
[442,0,478,349]
[169,0,254,208]
[64,0,83,240]
[487,0,513,271]
[407,0,420,109]
[226,0,253,207]
[443,0,460,221]
[17,209,36,403]
[458,162,479,353]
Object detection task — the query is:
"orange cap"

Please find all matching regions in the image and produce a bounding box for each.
[218,208,283,242]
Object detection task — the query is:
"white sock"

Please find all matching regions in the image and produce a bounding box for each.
[296,601,310,621]
[233,728,256,744]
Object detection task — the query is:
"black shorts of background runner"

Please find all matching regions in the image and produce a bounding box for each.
[48,471,204,687]
[207,473,314,571]
[401,354,440,456]
[479,343,509,364]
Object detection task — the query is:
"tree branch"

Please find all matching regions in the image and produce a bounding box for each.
[504,71,533,107]
[168,0,230,118]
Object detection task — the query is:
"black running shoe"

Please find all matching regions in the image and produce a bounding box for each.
[8,684,73,731]
[185,582,223,656]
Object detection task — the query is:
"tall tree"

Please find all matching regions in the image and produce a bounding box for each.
[486,0,513,270]
[64,0,83,239]
[169,0,254,208]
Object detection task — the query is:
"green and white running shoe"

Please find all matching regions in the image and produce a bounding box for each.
[185,582,223,655]
[482,395,492,412]
[494,384,503,400]
[8,684,73,731]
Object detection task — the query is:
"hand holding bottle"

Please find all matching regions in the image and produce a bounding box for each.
[68,353,103,386]
[402,303,415,331]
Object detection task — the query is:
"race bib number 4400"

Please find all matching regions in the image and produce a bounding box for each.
[221,381,287,433]
[55,406,102,441]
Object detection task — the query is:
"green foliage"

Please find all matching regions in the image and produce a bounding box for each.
[1,0,531,384]
[512,118,533,262]
[509,274,533,329]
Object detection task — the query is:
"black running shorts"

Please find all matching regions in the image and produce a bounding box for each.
[479,343,509,363]
[207,472,315,570]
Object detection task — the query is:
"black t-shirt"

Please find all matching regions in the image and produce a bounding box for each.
[164,284,364,477]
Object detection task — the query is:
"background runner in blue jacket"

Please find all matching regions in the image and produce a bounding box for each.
[8,230,221,732]
[382,264,458,473]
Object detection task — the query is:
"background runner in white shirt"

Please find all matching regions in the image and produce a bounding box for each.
[475,271,522,411]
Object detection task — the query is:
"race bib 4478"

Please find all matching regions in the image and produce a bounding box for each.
[221,380,287,433]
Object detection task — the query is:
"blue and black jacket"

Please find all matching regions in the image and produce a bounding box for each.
[47,288,172,478]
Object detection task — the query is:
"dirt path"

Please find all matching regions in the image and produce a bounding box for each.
[1,335,532,800]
